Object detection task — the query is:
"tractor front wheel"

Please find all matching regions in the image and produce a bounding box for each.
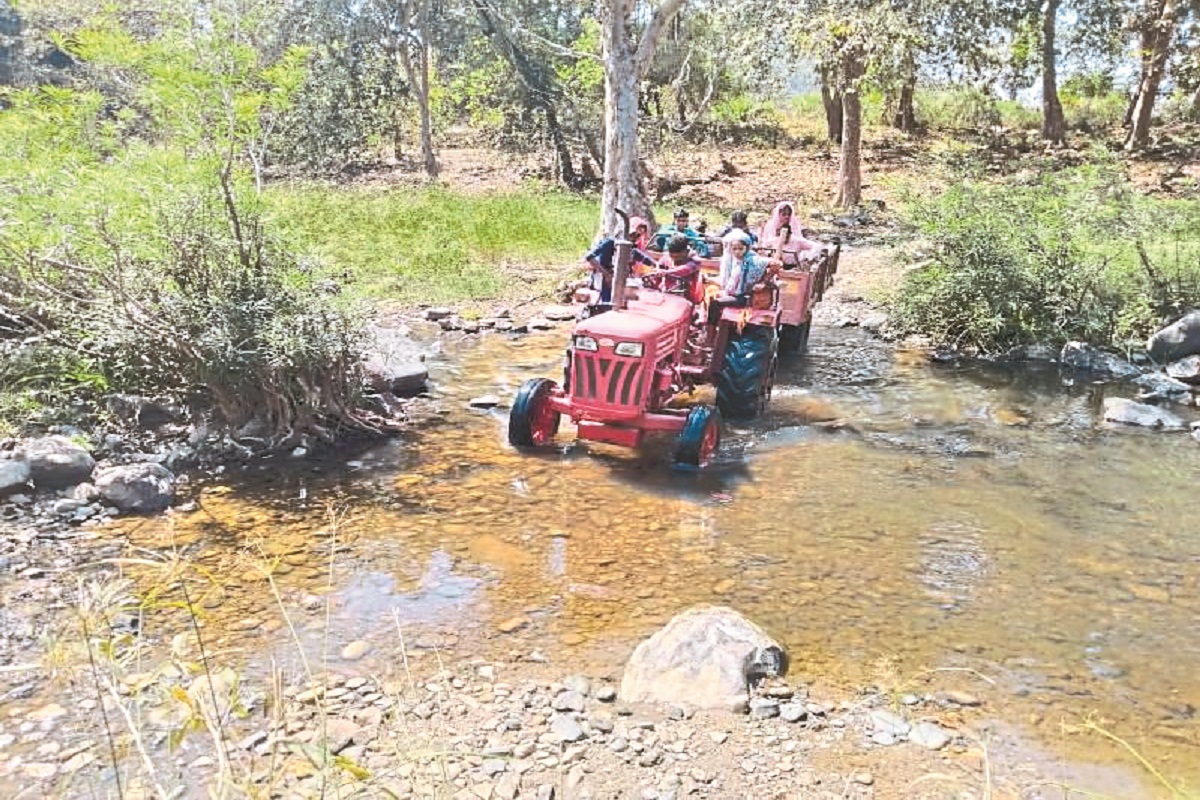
[673,405,721,469]
[508,378,561,447]
[716,327,777,419]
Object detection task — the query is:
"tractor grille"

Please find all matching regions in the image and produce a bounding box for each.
[574,352,645,407]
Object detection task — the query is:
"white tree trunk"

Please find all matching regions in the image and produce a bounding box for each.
[598,0,686,236]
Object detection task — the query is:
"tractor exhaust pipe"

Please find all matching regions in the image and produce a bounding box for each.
[612,208,632,311]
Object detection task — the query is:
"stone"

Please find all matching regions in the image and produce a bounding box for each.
[618,606,787,712]
[943,690,982,707]
[563,675,591,697]
[869,709,911,738]
[550,714,585,743]
[365,360,428,398]
[853,772,875,786]
[609,737,629,753]
[469,395,501,409]
[341,640,372,661]
[54,497,84,516]
[1002,343,1059,362]
[594,686,616,702]
[748,698,779,719]
[542,305,579,322]
[909,721,952,750]
[527,318,554,331]
[779,703,807,723]
[423,307,454,321]
[552,691,585,712]
[27,703,68,722]
[494,773,520,800]
[25,436,95,489]
[1147,310,1200,363]
[708,731,729,745]
[1060,342,1140,379]
[498,616,530,634]
[860,312,888,334]
[0,452,31,495]
[1166,355,1200,385]
[1102,398,1185,431]
[536,786,555,800]
[481,759,506,777]
[1133,372,1195,403]
[94,463,174,513]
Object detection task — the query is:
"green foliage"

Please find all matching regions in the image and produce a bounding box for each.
[265,185,599,303]
[891,163,1200,352]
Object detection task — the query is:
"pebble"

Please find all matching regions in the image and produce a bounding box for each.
[563,675,591,696]
[552,690,585,712]
[481,759,506,777]
[340,640,372,661]
[708,731,729,745]
[497,616,530,634]
[593,686,616,702]
[468,395,500,409]
[749,698,779,719]
[853,772,875,786]
[870,709,911,737]
[943,690,983,707]
[551,714,585,743]
[909,721,952,750]
[779,703,807,723]
[609,737,629,753]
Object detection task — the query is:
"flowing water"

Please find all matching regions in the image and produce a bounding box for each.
[113,323,1200,793]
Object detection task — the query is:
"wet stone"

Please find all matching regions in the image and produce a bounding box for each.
[341,640,372,661]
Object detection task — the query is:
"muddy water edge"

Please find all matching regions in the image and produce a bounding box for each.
[3,314,1200,797]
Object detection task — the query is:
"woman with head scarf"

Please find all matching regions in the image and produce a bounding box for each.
[759,201,828,267]
[709,230,783,325]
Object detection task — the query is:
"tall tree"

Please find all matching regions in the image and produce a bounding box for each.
[394,0,439,178]
[1042,0,1066,142]
[1126,0,1180,149]
[597,0,686,234]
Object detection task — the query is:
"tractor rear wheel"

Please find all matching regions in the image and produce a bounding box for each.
[508,378,561,447]
[673,405,721,469]
[778,322,810,356]
[716,327,777,419]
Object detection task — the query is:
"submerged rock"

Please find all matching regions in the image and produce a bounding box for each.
[619,605,787,712]
[1147,310,1200,364]
[1102,398,1186,431]
[25,436,95,489]
[1002,343,1059,363]
[94,463,175,513]
[1134,372,1195,404]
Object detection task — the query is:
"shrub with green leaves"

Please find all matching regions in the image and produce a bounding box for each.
[891,162,1200,353]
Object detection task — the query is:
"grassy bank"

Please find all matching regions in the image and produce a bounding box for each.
[266,185,599,304]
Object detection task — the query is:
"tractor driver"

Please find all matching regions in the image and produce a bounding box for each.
[654,208,710,256]
[583,221,656,304]
[707,230,783,325]
[646,233,705,304]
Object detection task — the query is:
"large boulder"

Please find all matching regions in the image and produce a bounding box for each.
[0,451,31,495]
[619,606,788,712]
[94,464,174,513]
[1102,398,1186,431]
[1148,311,1200,364]
[1060,342,1140,380]
[25,436,95,489]
[364,358,428,397]
[1134,372,1195,405]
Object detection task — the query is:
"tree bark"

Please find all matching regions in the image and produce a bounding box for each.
[598,0,685,235]
[820,71,843,143]
[1125,0,1178,151]
[397,1,439,178]
[1124,15,1159,127]
[836,52,863,209]
[1041,0,1065,144]
[893,71,916,132]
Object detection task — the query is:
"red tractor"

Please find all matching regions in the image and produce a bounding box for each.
[508,211,786,468]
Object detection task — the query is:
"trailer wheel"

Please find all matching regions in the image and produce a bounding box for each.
[778,322,810,356]
[508,378,561,447]
[673,405,721,468]
[716,327,776,419]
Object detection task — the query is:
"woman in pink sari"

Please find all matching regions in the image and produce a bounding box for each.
[759,201,828,267]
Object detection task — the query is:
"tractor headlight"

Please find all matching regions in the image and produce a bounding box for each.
[575,335,599,351]
[614,341,644,357]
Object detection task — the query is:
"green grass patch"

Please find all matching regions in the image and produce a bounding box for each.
[264,184,600,304]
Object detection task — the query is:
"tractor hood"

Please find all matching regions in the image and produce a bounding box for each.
[575,291,693,341]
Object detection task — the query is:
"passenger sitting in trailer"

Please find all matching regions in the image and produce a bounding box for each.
[644,234,705,304]
[759,201,828,267]
[706,231,783,325]
[717,209,758,245]
[653,208,710,256]
[582,216,656,304]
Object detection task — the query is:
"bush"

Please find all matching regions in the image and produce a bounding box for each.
[890,162,1200,352]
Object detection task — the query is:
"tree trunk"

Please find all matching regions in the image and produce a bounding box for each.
[893,71,916,132]
[598,0,685,235]
[398,0,439,179]
[1126,0,1178,151]
[821,72,843,143]
[1124,17,1158,127]
[836,53,863,209]
[1041,0,1065,144]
